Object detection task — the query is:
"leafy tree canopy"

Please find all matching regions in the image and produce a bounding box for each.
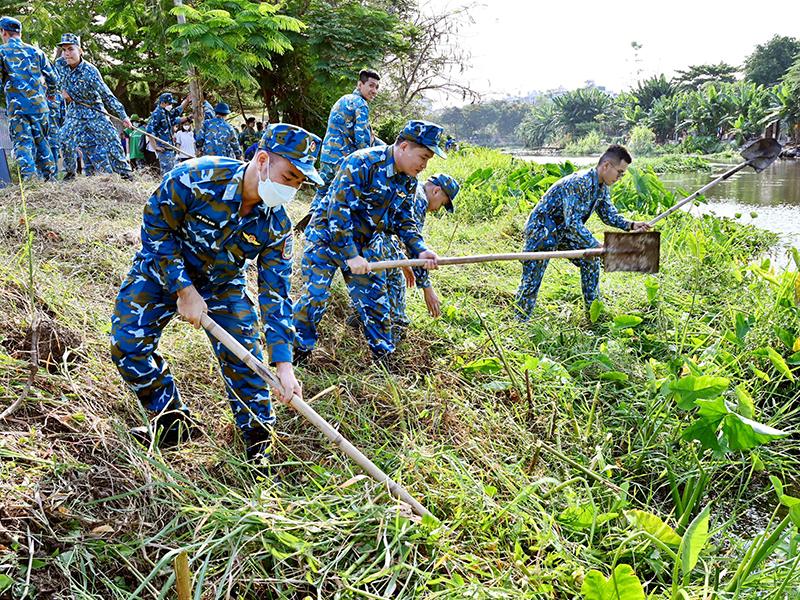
[743,34,800,87]
[673,62,739,92]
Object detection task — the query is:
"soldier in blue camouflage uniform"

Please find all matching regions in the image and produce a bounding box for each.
[349,173,459,343]
[196,102,242,160]
[0,17,58,181]
[239,116,260,151]
[146,92,192,174]
[55,33,132,179]
[304,69,381,220]
[45,95,64,176]
[386,173,459,341]
[515,145,652,318]
[110,123,322,467]
[293,120,445,366]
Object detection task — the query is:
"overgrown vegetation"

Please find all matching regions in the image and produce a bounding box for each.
[1,149,798,599]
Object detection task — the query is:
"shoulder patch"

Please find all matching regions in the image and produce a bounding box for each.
[282,232,294,260]
[223,182,238,201]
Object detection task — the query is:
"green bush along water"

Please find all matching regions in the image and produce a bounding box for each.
[0,149,798,599]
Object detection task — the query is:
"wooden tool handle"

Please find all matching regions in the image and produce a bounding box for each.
[369,248,605,271]
[200,314,430,518]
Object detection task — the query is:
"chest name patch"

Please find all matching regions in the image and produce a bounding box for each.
[195,213,218,228]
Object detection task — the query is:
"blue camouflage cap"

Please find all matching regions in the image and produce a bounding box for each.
[428,173,459,213]
[57,33,81,47]
[0,17,21,32]
[399,120,447,158]
[258,123,323,185]
[214,102,231,115]
[159,93,175,105]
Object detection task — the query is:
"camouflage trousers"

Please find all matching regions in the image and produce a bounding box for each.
[293,241,394,356]
[158,149,176,175]
[9,113,55,180]
[514,227,600,319]
[47,123,60,177]
[62,116,131,177]
[110,263,274,442]
[350,234,409,343]
[307,161,339,217]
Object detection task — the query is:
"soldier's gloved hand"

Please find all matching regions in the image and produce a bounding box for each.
[274,362,301,407]
[347,256,371,275]
[402,267,416,288]
[176,285,208,329]
[418,250,439,271]
[423,286,441,318]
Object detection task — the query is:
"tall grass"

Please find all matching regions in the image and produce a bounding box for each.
[0,156,798,599]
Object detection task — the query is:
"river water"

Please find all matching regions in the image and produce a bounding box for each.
[515,154,800,256]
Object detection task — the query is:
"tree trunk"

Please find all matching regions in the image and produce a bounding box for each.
[173,0,205,130]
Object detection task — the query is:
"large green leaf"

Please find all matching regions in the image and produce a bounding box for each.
[790,505,800,527]
[680,504,710,577]
[625,510,681,546]
[590,299,602,323]
[670,376,730,410]
[613,315,643,329]
[734,384,754,419]
[558,505,595,529]
[581,564,646,600]
[682,416,725,455]
[461,357,503,374]
[722,414,790,451]
[765,347,795,382]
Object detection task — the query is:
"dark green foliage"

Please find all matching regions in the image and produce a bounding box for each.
[673,62,739,92]
[743,35,800,88]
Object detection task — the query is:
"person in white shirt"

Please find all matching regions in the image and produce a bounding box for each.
[175,122,196,161]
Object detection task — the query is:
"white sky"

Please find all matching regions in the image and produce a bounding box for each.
[427,0,800,106]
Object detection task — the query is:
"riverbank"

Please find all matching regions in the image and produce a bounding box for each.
[0,156,798,599]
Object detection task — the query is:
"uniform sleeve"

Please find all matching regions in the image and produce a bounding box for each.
[169,107,183,127]
[562,181,600,248]
[140,173,194,293]
[595,188,632,231]
[325,158,366,260]
[89,64,126,120]
[230,126,242,159]
[353,100,372,150]
[408,195,430,288]
[393,184,428,258]
[41,56,58,98]
[257,214,295,364]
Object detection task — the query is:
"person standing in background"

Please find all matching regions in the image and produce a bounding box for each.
[175,120,196,161]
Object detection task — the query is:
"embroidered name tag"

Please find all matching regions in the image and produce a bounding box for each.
[195,213,218,228]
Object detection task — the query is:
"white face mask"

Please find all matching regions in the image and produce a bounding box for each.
[165,104,173,112]
[258,157,298,208]
[183,125,190,131]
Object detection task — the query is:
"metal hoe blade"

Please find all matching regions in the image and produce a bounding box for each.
[740,137,782,173]
[603,231,661,273]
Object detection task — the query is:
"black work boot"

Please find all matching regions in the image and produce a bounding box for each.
[246,430,280,485]
[346,312,363,330]
[130,411,196,447]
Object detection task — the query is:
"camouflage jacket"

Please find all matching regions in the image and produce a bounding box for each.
[318,88,373,167]
[383,182,432,289]
[307,144,428,262]
[524,167,632,247]
[55,57,127,122]
[46,96,63,141]
[135,156,295,363]
[0,37,58,115]
[146,104,183,147]
[196,116,242,159]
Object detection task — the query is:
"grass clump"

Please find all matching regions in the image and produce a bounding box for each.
[1,155,799,599]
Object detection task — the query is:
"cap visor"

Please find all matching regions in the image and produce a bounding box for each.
[444,201,454,213]
[291,159,324,185]
[431,145,447,159]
